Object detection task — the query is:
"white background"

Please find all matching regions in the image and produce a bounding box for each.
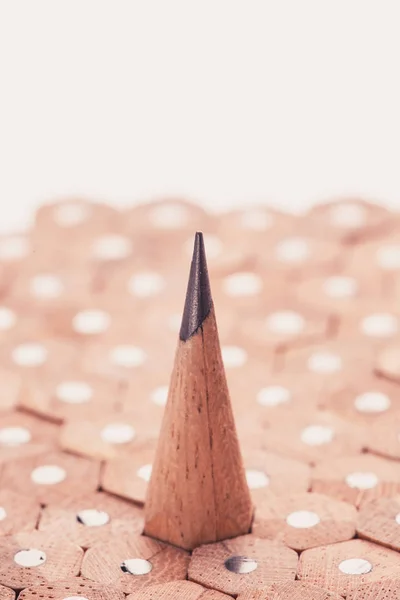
[1,0,400,232]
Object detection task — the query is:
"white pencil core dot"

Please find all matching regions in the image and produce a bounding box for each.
[14,549,47,567]
[307,352,342,374]
[0,236,30,261]
[12,343,48,367]
[286,510,321,528]
[376,245,400,270]
[137,464,153,482]
[323,276,358,298]
[151,386,169,407]
[361,313,399,338]
[0,427,32,447]
[121,558,153,575]
[0,307,17,330]
[275,237,310,263]
[225,556,258,574]
[53,203,91,227]
[76,509,110,527]
[109,345,146,368]
[257,386,291,407]
[56,381,93,404]
[300,425,334,446]
[338,558,373,575]
[395,513,400,525]
[128,272,165,297]
[223,272,263,297]
[30,274,64,299]
[150,204,188,229]
[345,471,379,490]
[31,465,67,485]
[329,204,367,228]
[221,346,248,368]
[241,210,274,231]
[354,392,391,414]
[101,423,136,444]
[72,310,111,335]
[266,311,305,335]
[245,469,270,489]
[92,235,133,260]
[0,507,7,521]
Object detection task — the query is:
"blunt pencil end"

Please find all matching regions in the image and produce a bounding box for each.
[179,232,212,341]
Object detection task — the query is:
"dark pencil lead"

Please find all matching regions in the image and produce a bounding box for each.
[179,231,213,341]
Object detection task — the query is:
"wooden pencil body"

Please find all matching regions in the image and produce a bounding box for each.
[144,306,253,550]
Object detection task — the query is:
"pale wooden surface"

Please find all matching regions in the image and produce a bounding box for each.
[2,198,400,598]
[253,492,357,550]
[188,534,298,596]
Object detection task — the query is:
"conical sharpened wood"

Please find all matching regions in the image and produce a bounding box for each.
[144,232,253,550]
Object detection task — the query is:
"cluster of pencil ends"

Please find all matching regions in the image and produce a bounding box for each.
[1,197,400,599]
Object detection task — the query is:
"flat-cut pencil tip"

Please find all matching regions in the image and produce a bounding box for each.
[179,232,212,341]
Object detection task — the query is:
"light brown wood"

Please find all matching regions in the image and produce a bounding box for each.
[238,581,343,600]
[81,534,189,595]
[19,577,125,600]
[0,451,101,505]
[144,306,253,550]
[346,579,400,600]
[357,497,400,551]
[38,491,144,549]
[0,531,83,590]
[242,450,310,509]
[126,580,230,600]
[102,440,157,504]
[252,492,356,550]
[0,490,40,536]
[0,411,59,465]
[0,584,14,600]
[297,539,400,597]
[311,454,400,507]
[188,533,298,596]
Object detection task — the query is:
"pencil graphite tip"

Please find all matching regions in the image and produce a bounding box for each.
[179,231,213,341]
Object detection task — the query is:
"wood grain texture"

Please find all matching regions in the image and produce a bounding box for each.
[0,451,101,505]
[38,491,144,548]
[126,580,230,600]
[297,539,400,597]
[357,497,400,551]
[19,577,125,600]
[81,533,189,594]
[346,579,400,600]
[253,492,356,550]
[0,531,83,590]
[188,534,298,596]
[311,454,400,507]
[237,581,343,600]
[102,440,157,504]
[144,307,253,550]
[0,489,40,536]
[0,584,14,600]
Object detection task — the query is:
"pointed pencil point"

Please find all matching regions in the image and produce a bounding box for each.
[179,232,212,341]
[145,233,253,550]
